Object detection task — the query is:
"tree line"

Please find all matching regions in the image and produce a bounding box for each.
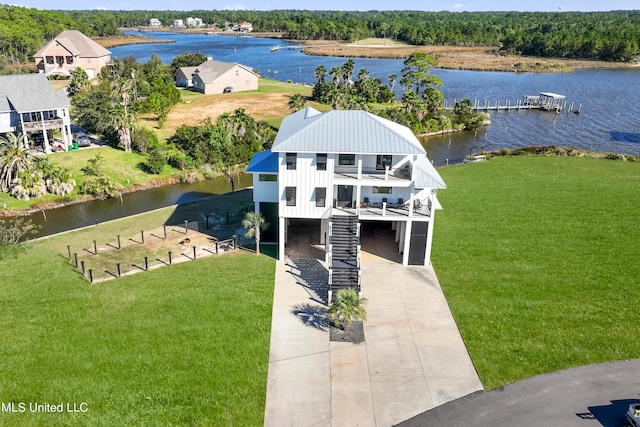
[0,6,639,69]
[301,53,488,135]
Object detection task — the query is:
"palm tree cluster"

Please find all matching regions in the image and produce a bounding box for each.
[311,59,395,110]
[0,133,75,200]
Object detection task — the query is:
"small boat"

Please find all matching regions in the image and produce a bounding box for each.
[206,31,215,36]
[270,46,279,52]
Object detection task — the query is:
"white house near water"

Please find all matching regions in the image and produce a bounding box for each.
[246,106,446,273]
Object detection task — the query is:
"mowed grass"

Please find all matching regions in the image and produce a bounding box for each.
[0,192,275,426]
[432,156,640,389]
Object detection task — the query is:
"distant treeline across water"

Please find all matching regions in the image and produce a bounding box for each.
[1,8,639,65]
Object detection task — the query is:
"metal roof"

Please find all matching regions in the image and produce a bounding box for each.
[272,107,426,155]
[0,74,69,113]
[414,156,446,189]
[246,149,278,173]
[539,92,565,99]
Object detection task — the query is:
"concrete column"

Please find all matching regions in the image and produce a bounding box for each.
[355,185,361,216]
[254,202,260,213]
[395,221,401,242]
[424,218,435,266]
[357,155,362,179]
[402,220,412,266]
[320,218,326,245]
[398,222,405,252]
[278,216,285,261]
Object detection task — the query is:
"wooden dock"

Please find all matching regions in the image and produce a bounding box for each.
[446,93,582,114]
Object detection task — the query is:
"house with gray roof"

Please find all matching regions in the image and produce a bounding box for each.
[175,59,258,94]
[34,30,112,78]
[0,74,72,153]
[247,106,446,296]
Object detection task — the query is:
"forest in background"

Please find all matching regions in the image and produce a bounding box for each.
[0,7,639,68]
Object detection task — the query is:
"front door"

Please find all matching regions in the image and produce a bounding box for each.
[337,185,354,208]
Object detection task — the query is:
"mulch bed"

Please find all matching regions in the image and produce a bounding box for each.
[329,321,365,344]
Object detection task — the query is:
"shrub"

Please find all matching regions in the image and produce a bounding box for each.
[132,127,159,155]
[146,147,167,174]
[79,176,120,198]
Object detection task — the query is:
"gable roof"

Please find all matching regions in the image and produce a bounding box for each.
[271,107,426,155]
[34,30,111,59]
[177,59,258,84]
[0,74,69,113]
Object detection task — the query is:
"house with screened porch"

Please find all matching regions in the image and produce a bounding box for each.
[246,107,446,294]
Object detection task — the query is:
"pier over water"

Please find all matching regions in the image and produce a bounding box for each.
[447,92,581,114]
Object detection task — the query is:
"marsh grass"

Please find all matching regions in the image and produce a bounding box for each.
[432,156,640,389]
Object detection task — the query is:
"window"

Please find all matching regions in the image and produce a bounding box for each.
[316,153,327,171]
[259,174,277,182]
[66,56,73,64]
[286,153,296,170]
[373,187,392,194]
[46,56,54,64]
[56,56,64,65]
[286,187,296,206]
[338,154,355,166]
[315,187,326,207]
[376,155,393,170]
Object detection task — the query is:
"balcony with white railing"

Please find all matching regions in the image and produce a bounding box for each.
[20,118,65,131]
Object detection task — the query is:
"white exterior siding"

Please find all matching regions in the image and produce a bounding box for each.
[252,175,279,203]
[278,152,333,218]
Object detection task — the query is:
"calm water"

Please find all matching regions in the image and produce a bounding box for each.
[16,34,640,237]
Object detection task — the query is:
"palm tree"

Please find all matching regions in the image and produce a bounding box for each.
[242,211,269,256]
[388,74,397,91]
[329,65,341,87]
[0,132,31,192]
[341,59,355,88]
[288,93,306,112]
[314,64,327,83]
[402,90,419,114]
[111,78,135,152]
[329,288,368,331]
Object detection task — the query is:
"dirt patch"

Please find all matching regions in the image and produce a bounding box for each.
[165,91,297,130]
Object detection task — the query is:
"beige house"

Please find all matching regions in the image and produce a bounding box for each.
[175,59,259,94]
[34,30,111,79]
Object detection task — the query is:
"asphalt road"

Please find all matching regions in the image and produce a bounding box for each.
[397,360,640,427]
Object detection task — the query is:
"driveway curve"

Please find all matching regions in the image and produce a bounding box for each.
[398,360,640,427]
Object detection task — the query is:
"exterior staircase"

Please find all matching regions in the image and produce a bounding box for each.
[327,214,361,300]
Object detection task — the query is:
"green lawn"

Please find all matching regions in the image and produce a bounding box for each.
[0,192,275,426]
[432,156,640,389]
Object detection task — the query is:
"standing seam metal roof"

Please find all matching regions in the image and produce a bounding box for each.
[272,107,426,155]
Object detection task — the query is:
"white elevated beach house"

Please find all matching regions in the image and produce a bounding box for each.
[247,107,445,293]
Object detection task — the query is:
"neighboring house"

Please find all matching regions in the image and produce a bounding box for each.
[0,74,72,153]
[172,19,185,29]
[175,59,259,94]
[186,17,204,27]
[246,106,446,272]
[149,18,162,27]
[233,21,253,32]
[34,30,112,79]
